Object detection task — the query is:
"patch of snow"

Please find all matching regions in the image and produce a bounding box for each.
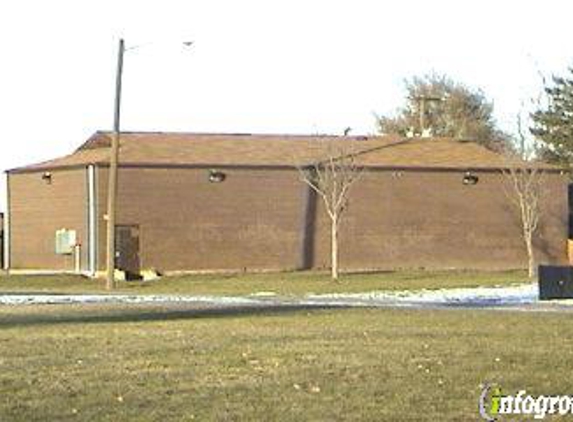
[0,294,264,306]
[306,283,539,307]
[0,283,552,310]
[249,291,278,297]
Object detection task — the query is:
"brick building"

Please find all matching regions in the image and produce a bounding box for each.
[3,131,568,276]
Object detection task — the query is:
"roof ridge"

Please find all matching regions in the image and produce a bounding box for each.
[94,129,381,140]
[307,137,415,167]
[347,137,420,159]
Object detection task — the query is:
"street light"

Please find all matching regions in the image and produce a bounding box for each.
[105,38,124,290]
[105,38,193,290]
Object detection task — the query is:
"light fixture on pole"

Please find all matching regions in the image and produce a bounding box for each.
[105,39,194,290]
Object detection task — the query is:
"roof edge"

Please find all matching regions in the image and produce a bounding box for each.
[7,162,568,175]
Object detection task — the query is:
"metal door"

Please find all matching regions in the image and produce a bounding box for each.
[115,225,140,278]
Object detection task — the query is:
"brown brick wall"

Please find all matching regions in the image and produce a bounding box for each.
[310,170,568,270]
[95,166,568,273]
[96,167,304,271]
[9,169,88,270]
[10,165,568,273]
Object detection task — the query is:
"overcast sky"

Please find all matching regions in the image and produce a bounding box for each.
[1,0,572,211]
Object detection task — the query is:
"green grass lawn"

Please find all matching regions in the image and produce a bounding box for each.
[0,269,529,296]
[0,305,571,421]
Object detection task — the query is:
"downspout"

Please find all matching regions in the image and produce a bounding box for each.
[87,165,97,276]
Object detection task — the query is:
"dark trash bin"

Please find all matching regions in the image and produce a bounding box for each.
[538,265,573,300]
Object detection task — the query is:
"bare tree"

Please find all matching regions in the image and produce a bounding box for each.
[503,120,546,279]
[297,141,363,281]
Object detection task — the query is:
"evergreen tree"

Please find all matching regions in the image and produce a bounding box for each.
[377,73,511,152]
[531,67,573,166]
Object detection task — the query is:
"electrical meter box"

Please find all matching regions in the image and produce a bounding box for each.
[55,229,77,255]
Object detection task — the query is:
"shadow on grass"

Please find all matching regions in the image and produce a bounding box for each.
[0,303,350,329]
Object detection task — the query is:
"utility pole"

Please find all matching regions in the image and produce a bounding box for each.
[106,38,125,290]
[412,95,443,134]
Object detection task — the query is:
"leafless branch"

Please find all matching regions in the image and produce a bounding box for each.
[297,139,363,280]
[502,146,546,279]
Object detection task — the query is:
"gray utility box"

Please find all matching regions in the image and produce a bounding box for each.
[538,265,573,300]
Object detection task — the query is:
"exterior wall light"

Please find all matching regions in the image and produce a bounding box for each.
[208,169,226,183]
[42,172,52,184]
[462,171,479,185]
